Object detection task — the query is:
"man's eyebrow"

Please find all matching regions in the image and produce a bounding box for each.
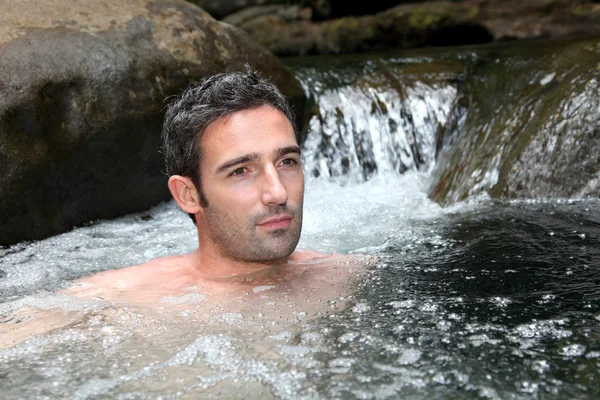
[275,145,302,159]
[216,153,259,174]
[215,146,301,174]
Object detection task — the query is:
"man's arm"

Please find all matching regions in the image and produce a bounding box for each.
[0,305,81,350]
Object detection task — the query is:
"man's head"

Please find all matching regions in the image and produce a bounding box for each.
[162,66,296,215]
[161,67,304,264]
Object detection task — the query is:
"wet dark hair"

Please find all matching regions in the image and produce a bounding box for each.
[161,66,296,224]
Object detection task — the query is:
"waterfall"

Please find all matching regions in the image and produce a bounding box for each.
[287,56,459,183]
[287,37,600,201]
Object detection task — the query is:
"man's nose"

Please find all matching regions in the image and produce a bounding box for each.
[261,165,288,206]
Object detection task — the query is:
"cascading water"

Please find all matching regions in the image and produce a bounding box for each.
[1,39,600,399]
[292,55,459,181]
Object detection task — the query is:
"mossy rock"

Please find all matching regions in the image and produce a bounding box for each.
[429,37,600,203]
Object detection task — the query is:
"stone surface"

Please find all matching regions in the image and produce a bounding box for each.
[429,37,600,203]
[187,0,287,20]
[0,0,305,245]
[225,0,600,56]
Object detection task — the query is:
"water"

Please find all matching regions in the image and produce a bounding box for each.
[2,42,600,398]
[289,52,460,181]
[1,176,598,399]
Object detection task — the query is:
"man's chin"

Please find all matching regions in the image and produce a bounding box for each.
[254,237,300,262]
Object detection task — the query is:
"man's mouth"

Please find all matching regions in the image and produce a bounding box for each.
[257,215,293,230]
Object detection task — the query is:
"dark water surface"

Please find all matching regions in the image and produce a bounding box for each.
[310,199,600,399]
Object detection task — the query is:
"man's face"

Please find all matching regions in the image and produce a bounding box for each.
[197,105,304,263]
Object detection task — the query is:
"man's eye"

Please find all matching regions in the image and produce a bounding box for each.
[231,167,247,177]
[281,158,297,166]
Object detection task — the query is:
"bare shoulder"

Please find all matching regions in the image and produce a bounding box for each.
[64,254,194,299]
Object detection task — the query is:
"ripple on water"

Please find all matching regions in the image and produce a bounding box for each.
[159,292,207,305]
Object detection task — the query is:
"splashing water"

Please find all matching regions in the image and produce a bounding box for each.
[1,174,599,399]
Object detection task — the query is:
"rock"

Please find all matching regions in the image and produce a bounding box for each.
[187,0,290,20]
[0,0,306,245]
[429,37,600,203]
[324,0,408,19]
[227,0,600,56]
[222,5,309,27]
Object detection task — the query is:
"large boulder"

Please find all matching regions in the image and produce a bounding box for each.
[0,0,306,245]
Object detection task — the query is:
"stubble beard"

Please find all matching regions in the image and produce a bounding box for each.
[202,203,303,264]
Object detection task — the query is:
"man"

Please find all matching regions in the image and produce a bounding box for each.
[1,68,371,349]
[66,67,332,303]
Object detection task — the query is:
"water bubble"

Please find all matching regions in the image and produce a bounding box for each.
[268,331,292,342]
[447,313,462,321]
[469,334,501,347]
[276,345,311,357]
[512,320,572,340]
[300,332,322,344]
[559,344,586,357]
[159,292,206,305]
[352,302,371,313]
[328,357,355,374]
[396,348,421,365]
[388,300,415,309]
[479,386,501,400]
[519,381,539,394]
[419,302,438,312]
[338,332,359,343]
[490,297,511,307]
[436,320,452,331]
[585,351,600,359]
[252,285,277,293]
[210,313,244,326]
[537,294,556,304]
[531,359,550,374]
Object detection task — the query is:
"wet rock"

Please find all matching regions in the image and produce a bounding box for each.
[429,37,600,203]
[0,0,306,245]
[222,5,311,27]
[188,0,291,20]
[226,0,600,56]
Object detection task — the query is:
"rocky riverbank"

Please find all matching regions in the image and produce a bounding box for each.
[193,0,600,56]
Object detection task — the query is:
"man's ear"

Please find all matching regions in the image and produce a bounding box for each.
[168,175,203,215]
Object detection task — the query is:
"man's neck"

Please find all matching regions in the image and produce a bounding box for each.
[191,248,290,280]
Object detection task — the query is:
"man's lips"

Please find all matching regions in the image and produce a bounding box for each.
[257,215,293,229]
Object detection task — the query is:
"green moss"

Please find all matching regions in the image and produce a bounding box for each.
[466,6,479,20]
[409,11,446,29]
[572,5,588,17]
[326,16,375,45]
[329,17,360,33]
